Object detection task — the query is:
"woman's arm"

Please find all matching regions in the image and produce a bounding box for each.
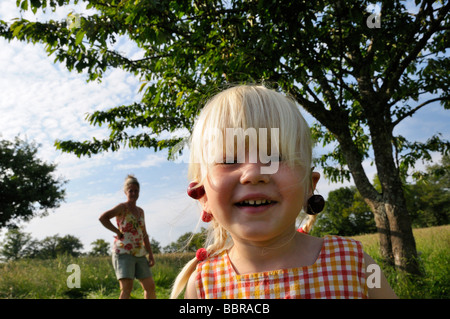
[140,208,155,267]
[99,203,124,238]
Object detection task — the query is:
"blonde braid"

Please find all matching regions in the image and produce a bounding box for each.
[170,221,232,299]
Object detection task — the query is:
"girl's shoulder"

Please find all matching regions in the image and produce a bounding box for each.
[185,268,200,299]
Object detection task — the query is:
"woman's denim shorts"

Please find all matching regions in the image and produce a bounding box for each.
[112,253,152,280]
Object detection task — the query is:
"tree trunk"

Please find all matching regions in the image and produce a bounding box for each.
[336,133,394,263]
[365,199,394,264]
[367,104,422,275]
[380,167,421,274]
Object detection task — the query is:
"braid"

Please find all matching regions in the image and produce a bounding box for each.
[302,214,317,234]
[170,221,232,299]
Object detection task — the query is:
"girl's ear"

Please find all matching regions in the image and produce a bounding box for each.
[311,172,320,192]
[198,192,209,212]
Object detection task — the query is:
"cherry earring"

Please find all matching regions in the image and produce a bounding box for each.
[306,194,325,215]
[187,182,205,199]
[201,211,213,223]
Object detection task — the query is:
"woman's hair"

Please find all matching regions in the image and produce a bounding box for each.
[123,174,139,191]
[170,84,315,298]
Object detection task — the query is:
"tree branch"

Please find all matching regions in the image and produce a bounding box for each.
[382,2,450,97]
[392,97,449,127]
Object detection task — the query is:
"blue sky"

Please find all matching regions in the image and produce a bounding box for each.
[0,1,448,252]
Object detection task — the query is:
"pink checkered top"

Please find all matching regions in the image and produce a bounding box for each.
[195,235,368,299]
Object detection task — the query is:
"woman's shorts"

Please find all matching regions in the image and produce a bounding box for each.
[112,253,152,280]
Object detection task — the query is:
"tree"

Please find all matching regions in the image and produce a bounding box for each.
[36,234,84,258]
[150,237,162,254]
[164,229,206,253]
[56,234,84,257]
[90,238,110,256]
[311,186,376,237]
[406,155,450,227]
[0,137,66,228]
[2,0,448,274]
[0,228,37,261]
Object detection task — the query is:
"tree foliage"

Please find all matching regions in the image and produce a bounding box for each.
[311,186,376,237]
[312,156,450,236]
[0,229,84,261]
[0,137,66,228]
[2,0,449,274]
[163,228,207,253]
[89,238,110,256]
[406,155,450,227]
[0,228,36,261]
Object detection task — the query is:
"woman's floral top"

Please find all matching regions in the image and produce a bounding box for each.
[113,206,147,257]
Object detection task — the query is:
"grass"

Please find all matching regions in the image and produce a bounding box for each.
[351,224,450,299]
[0,225,448,299]
[0,252,194,299]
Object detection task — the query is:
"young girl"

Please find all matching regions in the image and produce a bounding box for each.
[99,175,156,299]
[171,85,397,299]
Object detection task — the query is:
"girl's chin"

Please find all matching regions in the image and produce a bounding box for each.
[229,222,283,243]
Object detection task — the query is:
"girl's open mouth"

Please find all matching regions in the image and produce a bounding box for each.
[235,199,277,207]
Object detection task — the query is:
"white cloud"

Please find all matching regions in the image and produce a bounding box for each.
[115,153,168,170]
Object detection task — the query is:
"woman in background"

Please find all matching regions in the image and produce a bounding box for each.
[99,175,156,299]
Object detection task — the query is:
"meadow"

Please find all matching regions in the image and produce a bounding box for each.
[0,225,448,299]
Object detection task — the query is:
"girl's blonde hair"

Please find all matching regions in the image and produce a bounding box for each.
[123,174,139,191]
[170,84,316,299]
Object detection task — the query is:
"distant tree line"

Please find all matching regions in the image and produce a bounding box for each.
[0,227,207,262]
[0,227,203,262]
[0,230,102,261]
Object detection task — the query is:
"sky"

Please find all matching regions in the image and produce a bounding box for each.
[0,1,448,253]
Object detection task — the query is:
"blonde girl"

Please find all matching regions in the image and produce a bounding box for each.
[99,175,156,299]
[171,85,396,299]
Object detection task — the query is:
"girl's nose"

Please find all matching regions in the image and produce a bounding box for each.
[239,162,270,185]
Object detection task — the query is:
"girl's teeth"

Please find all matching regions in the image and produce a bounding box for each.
[240,199,272,205]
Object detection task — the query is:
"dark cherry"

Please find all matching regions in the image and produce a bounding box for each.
[187,182,205,199]
[306,194,325,215]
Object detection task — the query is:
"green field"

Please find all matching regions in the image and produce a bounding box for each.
[0,225,448,299]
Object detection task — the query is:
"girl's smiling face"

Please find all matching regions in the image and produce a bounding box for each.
[201,159,307,244]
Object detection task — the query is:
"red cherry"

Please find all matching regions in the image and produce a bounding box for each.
[196,248,208,261]
[187,182,205,199]
[201,211,213,223]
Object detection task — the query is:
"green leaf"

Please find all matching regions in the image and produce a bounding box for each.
[12,24,24,38]
[138,81,147,93]
[20,0,28,11]
[75,29,85,46]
